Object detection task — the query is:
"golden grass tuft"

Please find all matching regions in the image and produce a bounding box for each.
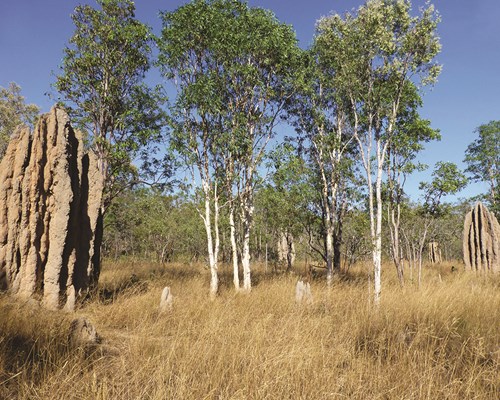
[1,260,499,399]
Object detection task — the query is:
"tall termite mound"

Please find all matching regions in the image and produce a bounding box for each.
[277,231,295,269]
[463,202,500,272]
[0,106,104,310]
[428,241,442,264]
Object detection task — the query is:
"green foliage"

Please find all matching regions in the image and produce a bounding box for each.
[342,209,372,267]
[419,161,468,216]
[464,120,500,216]
[256,144,310,239]
[54,0,167,208]
[103,188,205,262]
[316,0,441,141]
[286,40,362,272]
[313,1,442,296]
[158,0,300,177]
[158,0,301,281]
[386,82,441,206]
[0,82,40,158]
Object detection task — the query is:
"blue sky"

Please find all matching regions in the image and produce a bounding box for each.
[1,0,499,202]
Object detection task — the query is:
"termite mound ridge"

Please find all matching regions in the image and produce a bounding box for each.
[463,202,500,273]
[0,106,104,310]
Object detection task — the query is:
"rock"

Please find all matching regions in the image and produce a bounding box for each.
[428,241,442,264]
[68,317,99,347]
[159,286,173,312]
[295,279,313,305]
[463,202,500,272]
[0,106,104,309]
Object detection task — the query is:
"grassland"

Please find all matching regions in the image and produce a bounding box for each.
[1,260,499,399]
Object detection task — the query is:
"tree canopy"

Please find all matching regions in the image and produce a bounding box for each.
[4,0,491,299]
[158,0,300,293]
[0,82,39,158]
[54,0,167,209]
[464,120,500,216]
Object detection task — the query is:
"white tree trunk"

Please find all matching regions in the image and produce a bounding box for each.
[229,203,240,290]
[316,146,337,286]
[418,224,429,289]
[214,187,220,268]
[389,204,404,287]
[373,180,383,305]
[241,224,251,291]
[373,148,385,305]
[201,181,218,299]
[240,176,254,292]
[285,232,295,271]
[325,223,334,286]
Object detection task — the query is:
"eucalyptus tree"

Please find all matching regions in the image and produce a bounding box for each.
[400,162,468,286]
[316,0,441,303]
[54,0,166,210]
[464,120,500,217]
[257,144,310,272]
[385,86,440,286]
[0,83,39,158]
[287,45,356,284]
[158,0,300,294]
[103,188,205,262]
[411,162,467,286]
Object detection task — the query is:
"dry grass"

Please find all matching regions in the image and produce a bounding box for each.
[1,260,499,399]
